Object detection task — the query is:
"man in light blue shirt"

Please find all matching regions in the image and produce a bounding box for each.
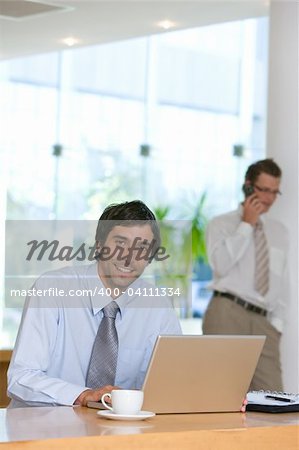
[7,200,181,407]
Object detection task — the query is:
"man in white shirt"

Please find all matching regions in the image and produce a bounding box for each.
[7,200,181,407]
[202,159,289,391]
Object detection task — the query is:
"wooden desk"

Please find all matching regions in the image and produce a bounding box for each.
[0,350,12,407]
[0,406,298,450]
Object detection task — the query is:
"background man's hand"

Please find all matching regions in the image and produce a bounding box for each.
[242,195,263,226]
[240,397,248,413]
[74,385,120,406]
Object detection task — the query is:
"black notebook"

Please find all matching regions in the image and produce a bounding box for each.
[246,391,299,413]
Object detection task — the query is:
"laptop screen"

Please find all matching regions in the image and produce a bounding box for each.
[142,335,265,414]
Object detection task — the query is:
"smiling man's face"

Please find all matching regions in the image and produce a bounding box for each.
[97,224,154,295]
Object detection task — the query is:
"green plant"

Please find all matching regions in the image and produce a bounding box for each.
[155,191,208,264]
[153,192,210,317]
[182,191,208,265]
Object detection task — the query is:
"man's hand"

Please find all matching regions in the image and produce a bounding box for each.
[242,195,263,226]
[240,397,248,413]
[74,385,120,406]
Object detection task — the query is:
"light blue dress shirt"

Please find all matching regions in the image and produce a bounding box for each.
[7,263,182,407]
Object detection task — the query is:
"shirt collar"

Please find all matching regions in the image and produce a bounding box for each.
[85,262,144,316]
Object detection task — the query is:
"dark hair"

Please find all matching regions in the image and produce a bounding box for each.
[245,158,282,184]
[95,200,161,252]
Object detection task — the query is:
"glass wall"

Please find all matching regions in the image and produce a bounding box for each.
[0,17,269,346]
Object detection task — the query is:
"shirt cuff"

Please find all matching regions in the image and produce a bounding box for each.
[269,316,283,334]
[238,221,254,236]
[56,384,90,406]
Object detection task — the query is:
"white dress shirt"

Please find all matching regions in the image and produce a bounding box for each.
[206,205,289,333]
[7,263,181,407]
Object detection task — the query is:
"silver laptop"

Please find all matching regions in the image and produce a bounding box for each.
[142,335,265,413]
[88,334,265,414]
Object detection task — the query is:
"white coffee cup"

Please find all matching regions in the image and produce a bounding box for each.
[101,389,144,415]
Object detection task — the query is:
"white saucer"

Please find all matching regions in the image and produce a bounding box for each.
[97,410,155,421]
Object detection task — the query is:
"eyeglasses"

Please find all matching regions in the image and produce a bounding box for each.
[254,185,282,196]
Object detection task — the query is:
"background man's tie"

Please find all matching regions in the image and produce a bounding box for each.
[86,301,119,389]
[254,221,269,296]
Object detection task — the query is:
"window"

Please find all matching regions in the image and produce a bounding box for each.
[0,18,268,346]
